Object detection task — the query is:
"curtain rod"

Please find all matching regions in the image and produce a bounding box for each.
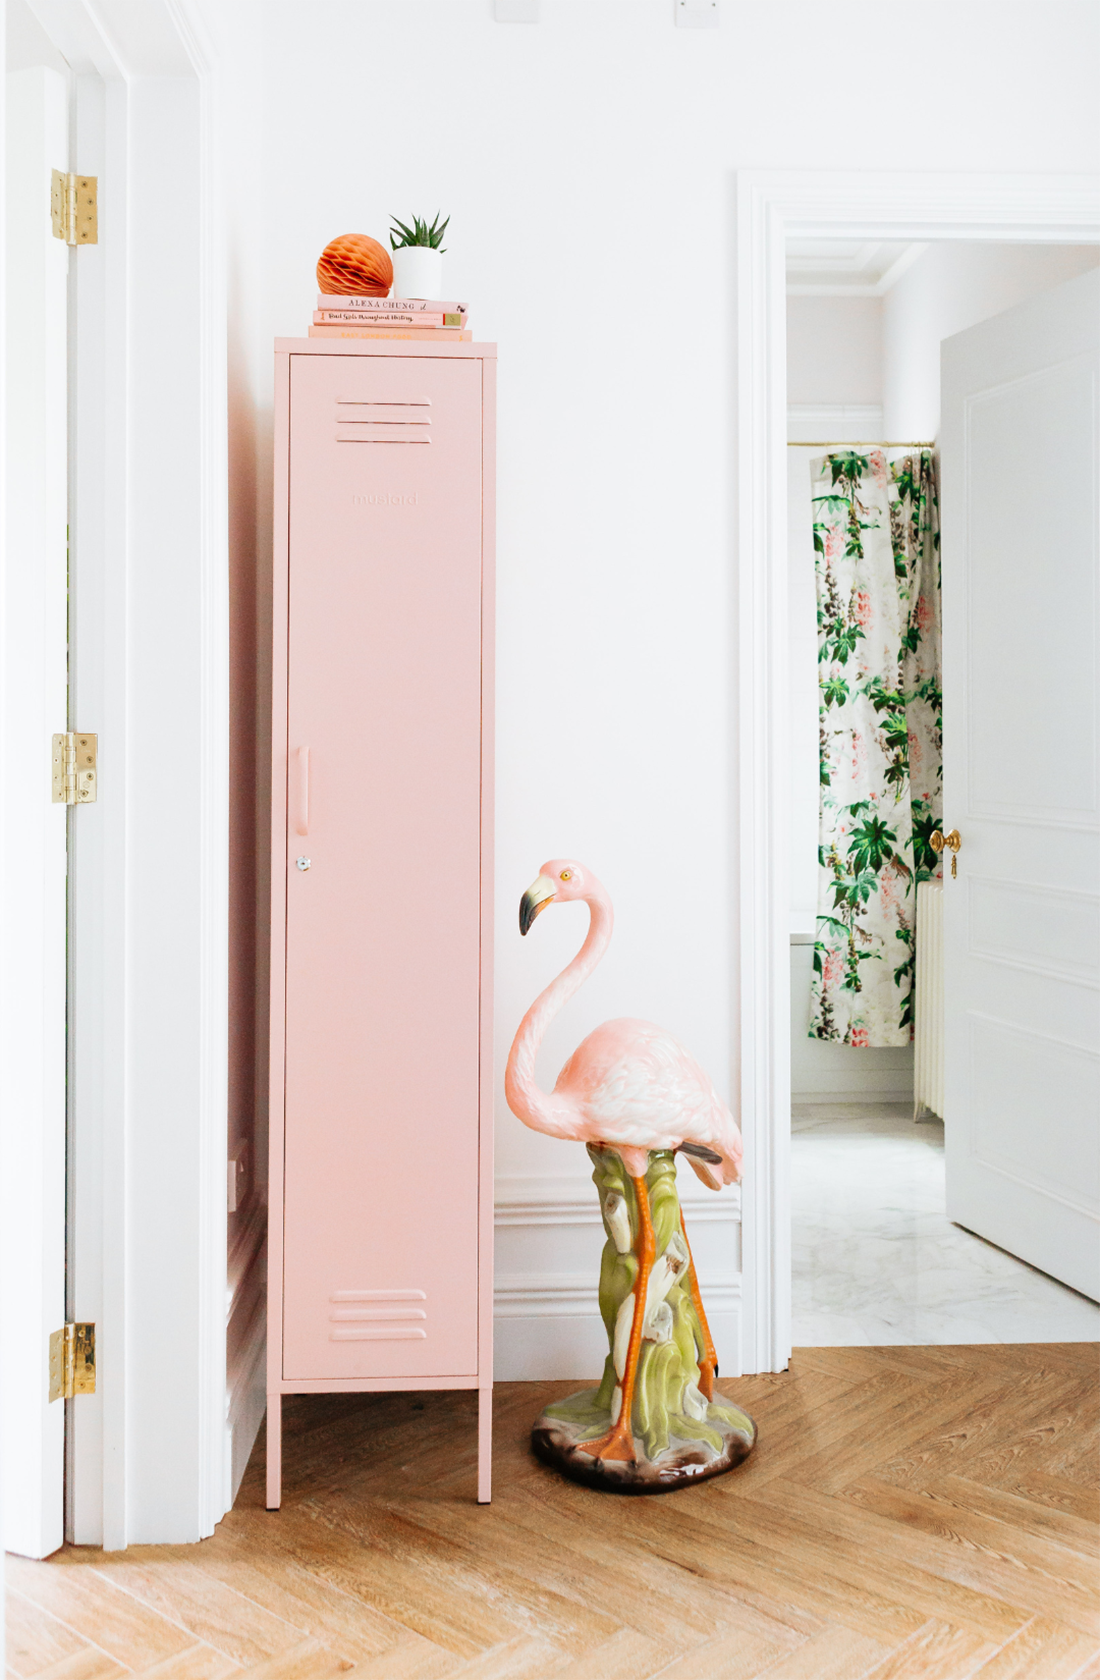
[787,440,936,448]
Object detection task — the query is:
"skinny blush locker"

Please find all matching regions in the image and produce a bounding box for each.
[266,340,496,1506]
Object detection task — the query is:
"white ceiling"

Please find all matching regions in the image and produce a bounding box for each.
[786,239,929,296]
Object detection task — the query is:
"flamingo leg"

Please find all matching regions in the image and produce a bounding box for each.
[579,1172,657,1465]
[679,1209,718,1401]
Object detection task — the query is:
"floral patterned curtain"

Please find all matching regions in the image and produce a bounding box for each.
[809,449,942,1047]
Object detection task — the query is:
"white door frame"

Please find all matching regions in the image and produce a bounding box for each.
[732,170,1100,1376]
[1,59,70,1563]
[17,0,228,1545]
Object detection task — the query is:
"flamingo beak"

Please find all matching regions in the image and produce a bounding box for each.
[519,874,557,936]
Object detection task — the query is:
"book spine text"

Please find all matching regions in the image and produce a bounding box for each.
[314,310,447,326]
[316,294,467,316]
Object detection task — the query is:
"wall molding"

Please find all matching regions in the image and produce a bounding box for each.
[494,1174,741,1228]
[493,1176,742,1381]
[787,403,885,443]
[792,1088,913,1107]
[495,1271,742,1318]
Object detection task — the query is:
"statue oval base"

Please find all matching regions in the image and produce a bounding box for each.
[531,1390,756,1495]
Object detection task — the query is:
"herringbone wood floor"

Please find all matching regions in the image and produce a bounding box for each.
[7,1345,1099,1680]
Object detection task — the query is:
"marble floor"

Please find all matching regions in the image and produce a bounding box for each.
[791,1101,1100,1346]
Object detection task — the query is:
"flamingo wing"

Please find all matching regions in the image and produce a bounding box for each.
[554,1018,742,1184]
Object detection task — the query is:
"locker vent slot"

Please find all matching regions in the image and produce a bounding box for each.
[336,398,432,444]
[329,1287,427,1341]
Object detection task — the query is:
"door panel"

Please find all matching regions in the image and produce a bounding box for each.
[967,1016,1096,1202]
[941,269,1100,1301]
[964,359,1097,822]
[283,353,483,1380]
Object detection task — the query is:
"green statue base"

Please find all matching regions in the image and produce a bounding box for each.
[531,1147,756,1494]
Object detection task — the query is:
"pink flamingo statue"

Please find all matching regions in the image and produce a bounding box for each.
[506,859,746,1474]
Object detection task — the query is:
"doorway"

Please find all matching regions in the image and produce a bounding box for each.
[784,237,1100,1349]
[732,173,1100,1375]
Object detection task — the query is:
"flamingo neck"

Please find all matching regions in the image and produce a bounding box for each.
[504,888,613,1137]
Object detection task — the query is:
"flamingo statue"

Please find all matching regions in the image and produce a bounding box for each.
[506,859,746,1475]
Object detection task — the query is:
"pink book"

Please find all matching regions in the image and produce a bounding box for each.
[317,294,468,317]
[314,310,450,327]
[307,325,472,341]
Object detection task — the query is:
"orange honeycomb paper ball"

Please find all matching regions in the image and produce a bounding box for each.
[316,234,393,298]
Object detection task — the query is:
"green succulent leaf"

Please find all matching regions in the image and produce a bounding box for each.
[390,212,451,252]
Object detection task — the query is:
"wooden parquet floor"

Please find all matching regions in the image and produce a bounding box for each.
[7,1345,1100,1680]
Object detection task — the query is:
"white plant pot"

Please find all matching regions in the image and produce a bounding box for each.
[391,245,444,300]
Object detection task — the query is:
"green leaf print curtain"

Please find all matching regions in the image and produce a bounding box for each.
[810,449,942,1047]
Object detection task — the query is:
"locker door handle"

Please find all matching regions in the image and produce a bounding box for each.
[295,747,310,836]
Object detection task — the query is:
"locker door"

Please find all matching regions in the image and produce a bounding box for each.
[283,353,483,1380]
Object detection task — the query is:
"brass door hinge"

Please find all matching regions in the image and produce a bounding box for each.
[52,732,97,803]
[49,1323,96,1401]
[51,169,97,245]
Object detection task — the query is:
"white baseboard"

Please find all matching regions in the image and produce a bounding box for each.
[224,1179,742,1441]
[493,1174,742,1382]
[792,1089,914,1107]
[791,1073,915,1101]
[790,943,914,1101]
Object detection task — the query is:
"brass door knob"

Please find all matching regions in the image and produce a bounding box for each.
[930,828,961,877]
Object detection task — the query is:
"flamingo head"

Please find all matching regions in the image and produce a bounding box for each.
[519,858,592,935]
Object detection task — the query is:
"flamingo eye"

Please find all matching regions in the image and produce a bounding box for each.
[560,869,572,881]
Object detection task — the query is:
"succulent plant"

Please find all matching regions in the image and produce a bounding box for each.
[389,213,449,252]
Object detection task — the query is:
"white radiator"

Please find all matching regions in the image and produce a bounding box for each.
[914,881,944,1120]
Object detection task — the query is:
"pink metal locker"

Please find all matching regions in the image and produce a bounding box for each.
[267,339,495,1506]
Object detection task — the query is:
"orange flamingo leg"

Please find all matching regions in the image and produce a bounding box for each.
[580,1172,657,1465]
[679,1209,718,1401]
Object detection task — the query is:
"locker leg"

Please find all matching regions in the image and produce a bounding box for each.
[477,1382,492,1504]
[266,1393,282,1510]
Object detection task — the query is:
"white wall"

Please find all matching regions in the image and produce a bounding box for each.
[787,296,883,408]
[257,0,744,1379]
[5,0,68,75]
[219,0,1100,1381]
[883,241,1100,440]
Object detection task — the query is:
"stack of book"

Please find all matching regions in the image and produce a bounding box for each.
[309,296,471,342]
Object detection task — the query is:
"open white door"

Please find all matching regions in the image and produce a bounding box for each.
[940,267,1100,1302]
[0,64,70,1558]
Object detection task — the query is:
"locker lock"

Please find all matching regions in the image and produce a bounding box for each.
[296,856,311,872]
